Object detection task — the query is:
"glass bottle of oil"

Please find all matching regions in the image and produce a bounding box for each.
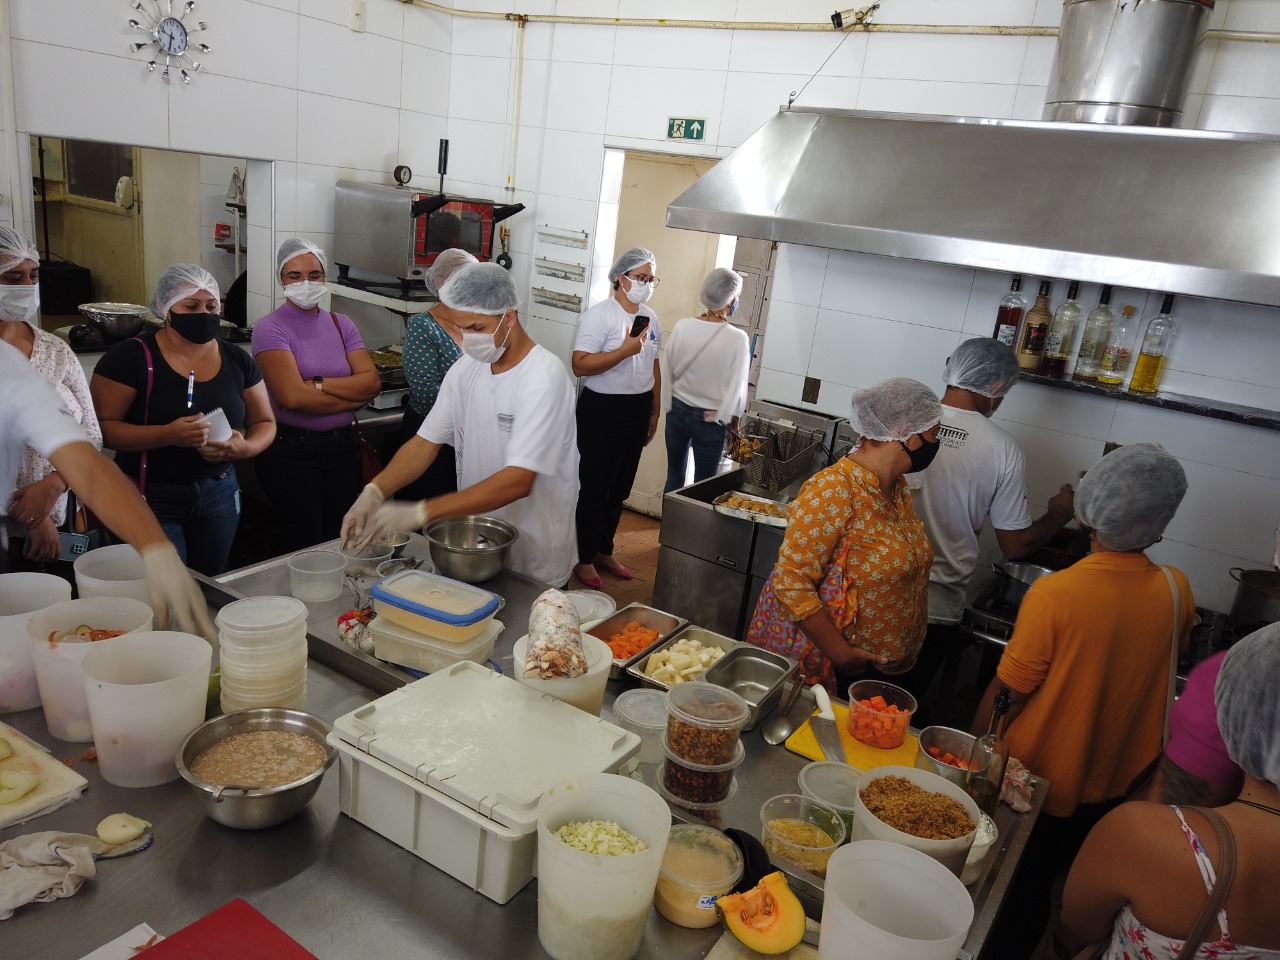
[1073,285,1114,382]
[1016,280,1053,371]
[966,687,1011,816]
[1041,280,1082,379]
[991,275,1026,348]
[1096,304,1137,388]
[1129,294,1177,396]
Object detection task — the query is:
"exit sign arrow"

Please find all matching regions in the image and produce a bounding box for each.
[667,117,706,141]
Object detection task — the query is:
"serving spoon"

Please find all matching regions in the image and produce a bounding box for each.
[761,673,807,745]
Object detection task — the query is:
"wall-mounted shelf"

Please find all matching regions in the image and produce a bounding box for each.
[1019,372,1280,433]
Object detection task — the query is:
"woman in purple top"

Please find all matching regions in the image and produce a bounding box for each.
[252,239,381,551]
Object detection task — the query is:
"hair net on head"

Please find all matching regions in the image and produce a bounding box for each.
[945,338,1021,398]
[699,268,743,311]
[150,264,220,319]
[0,226,39,275]
[1075,442,1187,551]
[1215,621,1280,787]
[849,378,942,443]
[426,248,477,297]
[608,247,657,284]
[275,238,328,279]
[439,262,519,316]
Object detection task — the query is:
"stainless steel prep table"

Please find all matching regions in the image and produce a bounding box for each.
[6,544,1041,960]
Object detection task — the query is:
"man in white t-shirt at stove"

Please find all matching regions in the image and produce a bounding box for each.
[903,337,1075,724]
[342,263,579,587]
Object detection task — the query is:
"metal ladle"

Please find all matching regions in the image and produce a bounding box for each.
[761,674,808,745]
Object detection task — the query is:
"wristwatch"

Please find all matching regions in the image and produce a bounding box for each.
[314,377,324,392]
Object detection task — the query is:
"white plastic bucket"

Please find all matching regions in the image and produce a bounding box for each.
[0,572,72,712]
[74,544,151,608]
[513,634,612,716]
[81,631,212,787]
[537,772,670,960]
[851,765,979,875]
[819,840,974,960]
[28,597,154,741]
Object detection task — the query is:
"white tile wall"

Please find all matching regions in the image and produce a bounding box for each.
[805,307,956,389]
[1203,37,1280,99]
[727,31,866,78]
[1011,84,1048,120]
[299,19,403,110]
[397,111,453,181]
[544,61,614,134]
[403,5,453,54]
[449,55,513,123]
[550,23,616,65]
[856,78,1018,118]
[605,66,727,142]
[201,0,300,89]
[759,299,819,377]
[882,0,1042,26]
[863,34,1028,86]
[1225,0,1280,32]
[442,118,509,191]
[995,382,1119,442]
[771,245,830,308]
[611,26,734,72]
[1198,95,1280,136]
[820,251,976,330]
[171,74,300,162]
[296,92,400,170]
[402,45,452,115]
[538,130,605,202]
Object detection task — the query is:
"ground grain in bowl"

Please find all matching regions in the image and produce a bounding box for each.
[860,775,976,841]
[190,730,327,788]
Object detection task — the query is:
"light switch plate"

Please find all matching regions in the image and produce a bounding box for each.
[350,0,366,32]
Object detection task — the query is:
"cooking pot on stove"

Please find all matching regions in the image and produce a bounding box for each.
[1227,567,1280,627]
[991,561,1056,608]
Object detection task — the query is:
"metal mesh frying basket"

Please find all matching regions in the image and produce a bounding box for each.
[726,417,823,493]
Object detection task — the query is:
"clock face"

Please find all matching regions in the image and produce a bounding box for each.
[157,17,188,55]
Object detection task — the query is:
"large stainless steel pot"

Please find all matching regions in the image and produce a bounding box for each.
[1228,568,1280,626]
[992,562,1055,608]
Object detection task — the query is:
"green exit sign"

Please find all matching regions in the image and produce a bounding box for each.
[667,117,706,141]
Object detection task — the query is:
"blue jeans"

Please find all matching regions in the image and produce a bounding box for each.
[664,397,726,493]
[144,471,241,576]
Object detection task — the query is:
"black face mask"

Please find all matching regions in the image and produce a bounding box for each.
[170,312,222,345]
[900,434,941,473]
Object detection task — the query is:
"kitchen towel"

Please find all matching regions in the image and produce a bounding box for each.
[0,829,153,920]
[785,702,920,770]
[0,721,89,831]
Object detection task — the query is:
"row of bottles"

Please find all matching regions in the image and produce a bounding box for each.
[992,276,1177,394]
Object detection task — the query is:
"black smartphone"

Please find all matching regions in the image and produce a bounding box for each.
[629,315,650,338]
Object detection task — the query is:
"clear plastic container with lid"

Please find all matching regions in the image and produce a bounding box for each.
[798,760,864,841]
[654,776,739,829]
[371,569,500,642]
[216,596,308,646]
[660,736,745,804]
[370,615,503,674]
[612,688,668,768]
[665,682,750,766]
[654,823,744,928]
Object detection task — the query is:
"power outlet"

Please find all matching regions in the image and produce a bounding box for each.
[802,377,821,404]
[349,0,366,32]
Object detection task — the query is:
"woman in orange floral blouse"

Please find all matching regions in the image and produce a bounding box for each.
[745,377,941,695]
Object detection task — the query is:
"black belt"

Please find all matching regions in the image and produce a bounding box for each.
[273,423,358,441]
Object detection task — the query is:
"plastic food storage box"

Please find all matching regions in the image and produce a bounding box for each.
[370,569,500,643]
[369,615,503,673]
[328,661,640,903]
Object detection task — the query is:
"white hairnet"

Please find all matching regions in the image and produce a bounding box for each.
[439,262,519,315]
[608,247,657,284]
[1215,621,1280,787]
[150,264,220,319]
[0,226,39,275]
[849,378,942,443]
[699,268,743,311]
[945,338,1021,398]
[1075,442,1187,551]
[276,238,328,278]
[426,248,477,298]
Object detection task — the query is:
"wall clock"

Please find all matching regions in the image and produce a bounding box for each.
[128,0,211,84]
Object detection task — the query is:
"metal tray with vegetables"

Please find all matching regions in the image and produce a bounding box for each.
[625,625,747,690]
[584,603,687,680]
[712,491,790,527]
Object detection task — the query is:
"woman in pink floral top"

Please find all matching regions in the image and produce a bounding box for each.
[0,227,102,565]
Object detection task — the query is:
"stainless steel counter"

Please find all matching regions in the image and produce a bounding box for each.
[5,542,1040,960]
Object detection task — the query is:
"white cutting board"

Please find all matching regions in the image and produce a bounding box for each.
[0,721,89,830]
[330,661,639,833]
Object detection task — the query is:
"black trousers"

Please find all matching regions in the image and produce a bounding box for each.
[254,423,361,553]
[396,406,457,503]
[574,387,652,564]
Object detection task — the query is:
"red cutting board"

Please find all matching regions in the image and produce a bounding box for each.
[142,899,318,959]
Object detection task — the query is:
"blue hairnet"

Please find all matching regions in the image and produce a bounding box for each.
[276,238,328,279]
[849,378,941,443]
[945,338,1021,398]
[150,264,220,319]
[0,226,39,275]
[1216,621,1280,787]
[699,268,743,311]
[608,247,657,284]
[439,262,519,315]
[1075,443,1187,551]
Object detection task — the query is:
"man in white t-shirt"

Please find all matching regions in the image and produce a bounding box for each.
[903,337,1075,724]
[0,343,213,635]
[343,264,579,587]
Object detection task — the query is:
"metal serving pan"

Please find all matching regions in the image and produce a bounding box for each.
[626,624,745,690]
[712,490,789,528]
[584,602,686,680]
[701,646,799,731]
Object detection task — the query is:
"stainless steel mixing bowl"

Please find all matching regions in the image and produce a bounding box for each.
[78,302,150,340]
[424,515,518,583]
[176,708,337,830]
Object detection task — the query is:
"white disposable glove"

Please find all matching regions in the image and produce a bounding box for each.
[340,483,385,549]
[354,500,429,550]
[140,542,215,640]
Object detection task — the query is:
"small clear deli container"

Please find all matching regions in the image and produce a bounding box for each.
[665,682,750,766]
[660,736,745,804]
[654,823,744,928]
[370,569,500,643]
[612,688,669,767]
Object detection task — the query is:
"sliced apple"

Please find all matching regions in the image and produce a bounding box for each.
[0,770,39,804]
[97,813,151,845]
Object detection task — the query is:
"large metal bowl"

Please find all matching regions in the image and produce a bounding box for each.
[78,302,149,340]
[176,708,337,830]
[424,515,518,583]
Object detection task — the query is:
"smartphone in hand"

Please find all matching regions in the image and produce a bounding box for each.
[629,314,650,338]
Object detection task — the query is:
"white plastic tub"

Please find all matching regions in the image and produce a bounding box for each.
[370,569,499,642]
[852,765,980,876]
[73,544,150,607]
[512,634,612,716]
[0,572,72,712]
[369,615,503,673]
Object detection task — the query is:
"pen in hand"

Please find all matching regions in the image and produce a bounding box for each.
[186,369,195,410]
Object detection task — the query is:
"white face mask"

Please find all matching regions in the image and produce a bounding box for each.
[0,284,40,322]
[284,280,327,309]
[622,276,654,305]
[462,314,512,365]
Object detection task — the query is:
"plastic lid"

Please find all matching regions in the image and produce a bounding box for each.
[666,682,750,729]
[661,735,746,773]
[797,760,864,813]
[370,569,499,626]
[613,689,668,732]
[656,770,740,811]
[659,823,744,889]
[216,596,308,636]
[567,589,616,623]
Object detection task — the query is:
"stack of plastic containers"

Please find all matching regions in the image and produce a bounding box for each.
[367,569,503,674]
[216,596,308,712]
[658,683,750,827]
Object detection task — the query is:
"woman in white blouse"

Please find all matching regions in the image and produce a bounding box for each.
[0,227,102,565]
[661,268,750,493]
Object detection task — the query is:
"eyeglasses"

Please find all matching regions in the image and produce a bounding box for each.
[627,274,660,287]
[283,270,326,283]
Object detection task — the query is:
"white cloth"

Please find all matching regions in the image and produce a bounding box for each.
[909,406,1032,624]
[660,317,750,424]
[0,830,152,920]
[420,346,579,586]
[0,342,89,519]
[573,296,661,395]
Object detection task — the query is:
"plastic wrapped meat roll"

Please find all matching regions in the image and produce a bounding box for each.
[524,588,588,679]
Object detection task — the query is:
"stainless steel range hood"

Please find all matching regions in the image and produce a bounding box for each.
[666,108,1280,308]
